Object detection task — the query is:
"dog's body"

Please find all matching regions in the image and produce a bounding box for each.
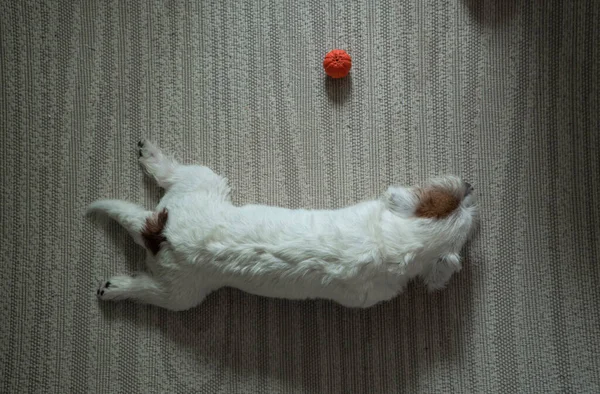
[88,141,478,311]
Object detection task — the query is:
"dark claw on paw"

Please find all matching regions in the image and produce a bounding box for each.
[138,140,143,147]
[105,281,111,288]
[97,289,100,295]
[100,290,104,296]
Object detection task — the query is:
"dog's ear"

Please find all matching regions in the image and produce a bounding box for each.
[383,186,419,218]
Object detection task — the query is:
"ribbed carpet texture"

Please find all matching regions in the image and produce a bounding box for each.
[1,0,599,392]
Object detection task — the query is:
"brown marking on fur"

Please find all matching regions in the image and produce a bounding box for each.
[142,209,168,254]
[415,189,460,219]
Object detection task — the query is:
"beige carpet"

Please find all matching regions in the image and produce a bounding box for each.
[2,0,599,392]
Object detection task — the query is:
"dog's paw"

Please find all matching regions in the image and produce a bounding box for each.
[96,280,111,299]
[424,254,462,292]
[96,276,132,301]
[137,139,160,159]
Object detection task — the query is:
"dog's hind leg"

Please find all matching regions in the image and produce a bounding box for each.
[96,274,169,308]
[137,140,180,189]
[138,140,231,200]
[87,200,151,247]
[96,273,207,311]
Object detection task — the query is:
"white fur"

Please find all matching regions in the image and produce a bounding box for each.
[88,141,478,311]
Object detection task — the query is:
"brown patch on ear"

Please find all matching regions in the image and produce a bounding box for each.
[141,208,168,254]
[415,189,460,219]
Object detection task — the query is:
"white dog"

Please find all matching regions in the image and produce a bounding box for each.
[88,141,478,311]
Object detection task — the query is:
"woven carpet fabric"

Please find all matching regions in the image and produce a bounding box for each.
[1,0,599,392]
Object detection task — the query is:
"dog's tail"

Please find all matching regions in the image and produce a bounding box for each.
[141,208,169,255]
[87,200,168,254]
[384,177,472,220]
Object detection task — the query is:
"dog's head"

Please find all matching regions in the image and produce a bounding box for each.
[383,175,478,248]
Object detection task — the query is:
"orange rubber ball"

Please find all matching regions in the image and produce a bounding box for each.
[323,49,352,78]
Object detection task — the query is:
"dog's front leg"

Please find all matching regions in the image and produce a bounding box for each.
[422,253,462,291]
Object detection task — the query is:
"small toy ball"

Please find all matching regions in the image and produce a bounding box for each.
[323,49,352,78]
